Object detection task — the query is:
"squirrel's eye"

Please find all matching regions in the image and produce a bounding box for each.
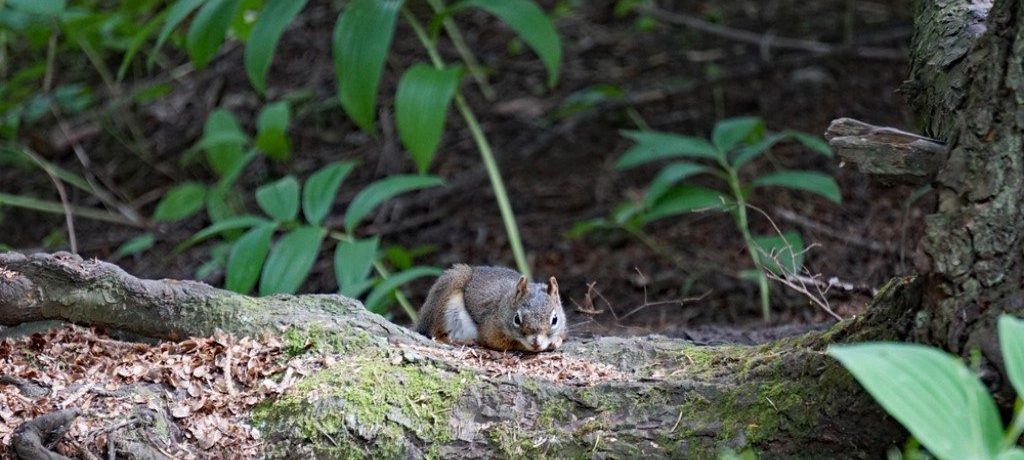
[513,313,521,326]
[551,313,558,326]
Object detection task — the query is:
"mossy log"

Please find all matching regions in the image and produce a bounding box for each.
[0,252,915,458]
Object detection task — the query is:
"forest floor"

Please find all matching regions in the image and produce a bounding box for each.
[0,0,920,344]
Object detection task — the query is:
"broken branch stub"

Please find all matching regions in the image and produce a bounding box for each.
[825,118,947,185]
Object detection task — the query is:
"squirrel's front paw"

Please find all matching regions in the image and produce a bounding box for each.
[547,336,564,351]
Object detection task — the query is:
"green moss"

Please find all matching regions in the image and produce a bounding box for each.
[280,326,374,357]
[252,351,474,458]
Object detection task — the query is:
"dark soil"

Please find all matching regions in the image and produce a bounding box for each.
[0,0,922,342]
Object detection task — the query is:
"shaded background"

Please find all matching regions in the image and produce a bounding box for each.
[0,0,923,341]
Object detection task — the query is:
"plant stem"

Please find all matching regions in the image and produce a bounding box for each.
[372,260,419,322]
[403,8,532,278]
[330,231,418,321]
[724,164,771,321]
[1002,399,1024,450]
[424,0,496,100]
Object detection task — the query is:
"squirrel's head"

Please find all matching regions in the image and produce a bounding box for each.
[506,276,567,352]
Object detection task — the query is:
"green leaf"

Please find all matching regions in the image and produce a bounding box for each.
[395,64,461,173]
[6,0,65,15]
[564,218,610,239]
[259,226,325,295]
[226,222,276,294]
[997,448,1024,460]
[255,101,291,160]
[201,109,247,176]
[114,233,156,258]
[344,175,444,233]
[174,215,268,253]
[711,116,764,153]
[458,0,562,87]
[644,162,711,204]
[731,132,786,169]
[152,0,206,66]
[752,170,842,204]
[616,131,719,169]
[364,266,443,313]
[334,237,379,298]
[752,231,804,275]
[302,161,356,226]
[186,0,243,70]
[118,12,163,81]
[828,343,1002,460]
[154,182,207,222]
[244,0,310,93]
[999,315,1024,398]
[644,185,728,223]
[332,0,403,133]
[256,176,300,222]
[786,130,833,157]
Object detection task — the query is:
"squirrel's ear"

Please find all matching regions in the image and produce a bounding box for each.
[547,276,559,297]
[516,276,528,298]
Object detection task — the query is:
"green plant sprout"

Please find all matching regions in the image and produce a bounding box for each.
[570,117,839,321]
[829,315,1024,460]
[178,161,444,320]
[148,0,564,279]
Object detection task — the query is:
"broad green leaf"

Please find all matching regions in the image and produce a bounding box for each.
[114,233,155,258]
[245,0,309,93]
[154,182,207,222]
[395,65,461,173]
[731,132,786,169]
[259,226,325,295]
[564,218,610,239]
[6,0,65,15]
[711,116,764,153]
[458,0,562,87]
[334,237,379,298]
[202,109,247,176]
[616,131,719,169]
[256,176,300,222]
[152,0,206,66]
[644,162,711,204]
[786,130,833,157]
[174,215,267,253]
[644,185,728,223]
[226,222,276,294]
[752,170,842,204]
[828,343,1002,460]
[302,161,356,225]
[332,0,403,133]
[344,175,444,232]
[752,231,804,275]
[255,101,291,160]
[186,0,243,70]
[997,448,1024,460]
[999,315,1024,398]
[364,266,443,313]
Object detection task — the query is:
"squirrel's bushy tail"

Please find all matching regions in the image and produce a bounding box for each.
[415,264,472,335]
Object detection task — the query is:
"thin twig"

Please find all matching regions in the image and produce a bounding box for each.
[773,207,895,254]
[639,5,906,60]
[24,148,78,252]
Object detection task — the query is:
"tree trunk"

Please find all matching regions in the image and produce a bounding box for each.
[3,0,1023,457]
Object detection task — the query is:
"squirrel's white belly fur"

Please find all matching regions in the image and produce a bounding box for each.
[442,291,478,343]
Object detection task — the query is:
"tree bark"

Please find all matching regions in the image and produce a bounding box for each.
[4,0,1024,457]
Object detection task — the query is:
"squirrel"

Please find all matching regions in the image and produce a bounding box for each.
[416,264,567,352]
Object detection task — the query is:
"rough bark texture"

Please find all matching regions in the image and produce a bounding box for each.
[4,0,1024,457]
[903,0,1024,404]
